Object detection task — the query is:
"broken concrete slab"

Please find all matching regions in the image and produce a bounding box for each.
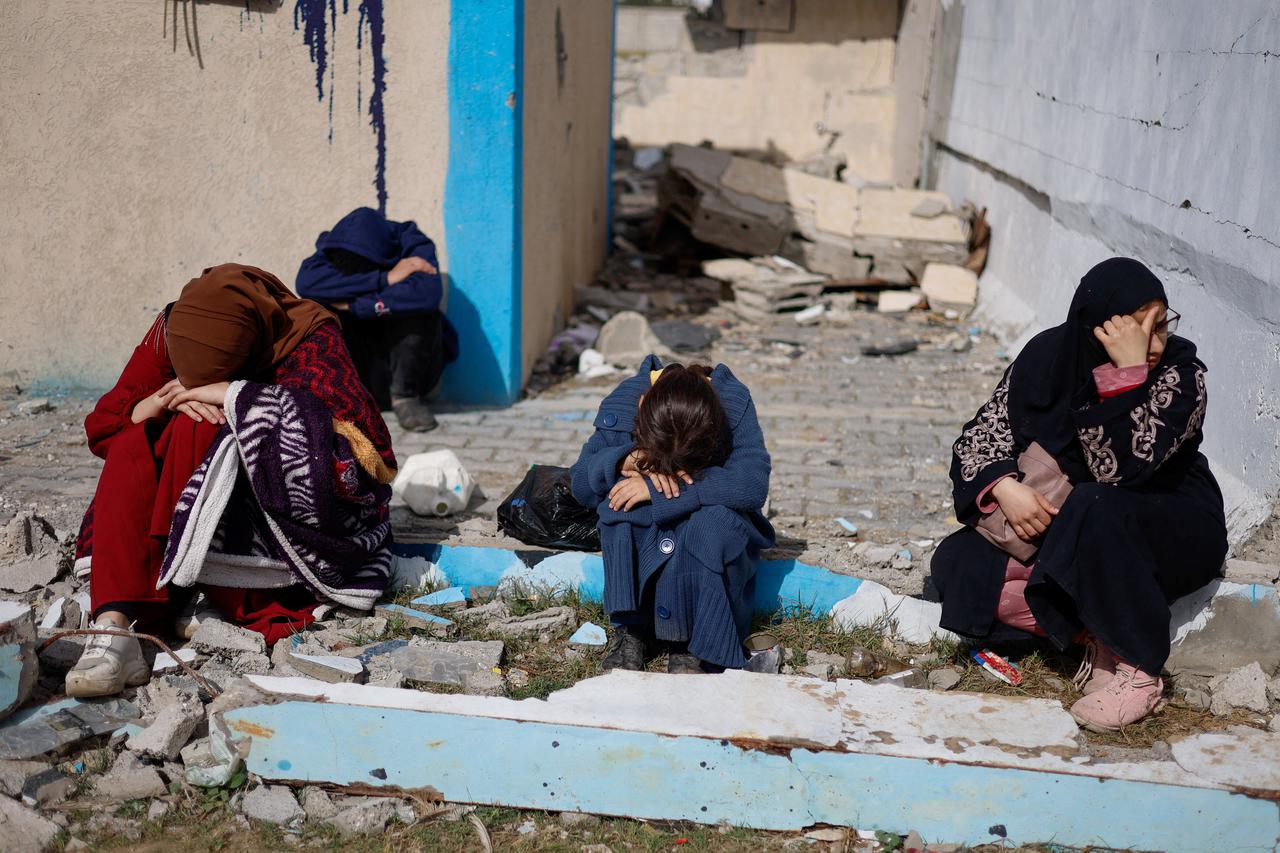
[93,751,167,801]
[225,672,1280,852]
[920,263,978,314]
[326,796,397,838]
[0,512,58,563]
[362,640,504,690]
[0,696,140,760]
[0,602,38,721]
[1209,662,1271,715]
[152,647,200,675]
[0,554,61,595]
[410,586,469,611]
[1222,558,1280,586]
[492,606,576,638]
[127,694,203,760]
[568,622,607,647]
[288,653,366,684]
[0,795,61,853]
[375,604,456,637]
[241,784,304,828]
[190,619,266,657]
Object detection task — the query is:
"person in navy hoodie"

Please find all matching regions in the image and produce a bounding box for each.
[570,356,774,674]
[296,208,458,431]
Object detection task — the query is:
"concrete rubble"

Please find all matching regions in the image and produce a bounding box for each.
[0,514,63,596]
[241,783,304,828]
[1209,661,1271,716]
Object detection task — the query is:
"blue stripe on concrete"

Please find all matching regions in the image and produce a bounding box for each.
[440,0,524,405]
[230,700,1280,851]
[393,543,863,616]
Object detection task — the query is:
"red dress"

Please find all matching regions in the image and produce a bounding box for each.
[78,314,395,644]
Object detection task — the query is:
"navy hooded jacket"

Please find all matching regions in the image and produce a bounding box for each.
[296,208,446,321]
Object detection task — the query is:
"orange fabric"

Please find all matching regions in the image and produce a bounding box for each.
[166,263,334,387]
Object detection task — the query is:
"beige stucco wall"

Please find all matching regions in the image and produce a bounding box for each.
[0,0,448,389]
[614,1,901,183]
[521,0,614,379]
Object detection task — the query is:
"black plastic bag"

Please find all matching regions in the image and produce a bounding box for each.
[497,465,601,551]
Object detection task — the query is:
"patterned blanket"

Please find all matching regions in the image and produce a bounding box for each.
[158,380,392,610]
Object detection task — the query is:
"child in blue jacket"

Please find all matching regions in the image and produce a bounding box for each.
[296,207,458,431]
[570,356,775,673]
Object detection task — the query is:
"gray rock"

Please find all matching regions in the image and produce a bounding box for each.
[462,669,506,696]
[1268,674,1280,704]
[0,512,58,562]
[0,554,61,594]
[1210,662,1271,715]
[20,767,74,807]
[805,651,846,677]
[1180,687,1213,712]
[191,619,266,657]
[14,398,53,416]
[325,797,397,838]
[559,811,600,827]
[597,311,665,367]
[927,667,963,691]
[146,799,170,822]
[0,796,61,853]
[94,752,167,801]
[0,759,51,798]
[462,600,511,623]
[241,784,304,828]
[301,786,339,821]
[127,694,203,760]
[288,652,367,683]
[801,662,833,680]
[229,652,272,675]
[491,606,576,638]
[1043,675,1069,694]
[1270,715,1280,733]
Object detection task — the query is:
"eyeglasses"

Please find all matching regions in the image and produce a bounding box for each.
[1156,310,1181,335]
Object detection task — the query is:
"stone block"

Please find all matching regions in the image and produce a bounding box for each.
[877,291,923,313]
[0,759,50,798]
[287,653,366,684]
[127,694,203,760]
[325,796,397,838]
[1210,662,1270,716]
[94,752,167,801]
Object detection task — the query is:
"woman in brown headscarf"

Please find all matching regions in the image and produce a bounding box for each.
[68,264,397,697]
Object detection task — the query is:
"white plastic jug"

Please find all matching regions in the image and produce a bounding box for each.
[392,450,476,517]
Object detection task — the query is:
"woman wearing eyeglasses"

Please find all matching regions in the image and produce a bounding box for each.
[928,257,1226,732]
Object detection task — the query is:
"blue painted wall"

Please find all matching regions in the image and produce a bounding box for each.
[439,0,525,406]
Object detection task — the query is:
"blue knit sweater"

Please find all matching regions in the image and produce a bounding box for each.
[570,355,774,667]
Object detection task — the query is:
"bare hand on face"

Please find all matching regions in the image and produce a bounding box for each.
[608,475,652,512]
[386,256,438,286]
[167,382,230,425]
[1094,311,1156,369]
[991,477,1058,541]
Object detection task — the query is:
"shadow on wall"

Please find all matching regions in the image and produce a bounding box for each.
[438,274,511,409]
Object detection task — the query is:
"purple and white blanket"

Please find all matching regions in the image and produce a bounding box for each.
[158,380,392,610]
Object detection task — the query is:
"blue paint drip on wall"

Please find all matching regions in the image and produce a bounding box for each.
[293,0,388,213]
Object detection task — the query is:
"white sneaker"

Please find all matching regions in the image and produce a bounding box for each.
[65,623,151,698]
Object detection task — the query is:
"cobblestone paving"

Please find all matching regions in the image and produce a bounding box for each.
[0,304,1005,594]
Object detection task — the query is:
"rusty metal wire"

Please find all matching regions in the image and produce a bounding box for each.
[38,628,221,697]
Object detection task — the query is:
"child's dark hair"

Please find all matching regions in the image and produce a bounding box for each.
[634,364,728,476]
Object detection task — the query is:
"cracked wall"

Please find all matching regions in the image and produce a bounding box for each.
[925,0,1280,541]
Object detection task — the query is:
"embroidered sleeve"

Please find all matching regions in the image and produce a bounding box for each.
[949,367,1021,518]
[1074,359,1208,485]
[953,371,1015,483]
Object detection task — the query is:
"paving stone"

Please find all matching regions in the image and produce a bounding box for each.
[241,784,304,828]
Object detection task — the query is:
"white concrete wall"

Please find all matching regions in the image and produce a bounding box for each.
[0,0,448,389]
[614,1,903,183]
[927,0,1280,541]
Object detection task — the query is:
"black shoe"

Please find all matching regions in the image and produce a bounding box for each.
[666,649,723,674]
[601,625,648,672]
[392,397,439,432]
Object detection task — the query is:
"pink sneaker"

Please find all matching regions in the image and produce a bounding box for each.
[1072,636,1118,697]
[1069,659,1165,732]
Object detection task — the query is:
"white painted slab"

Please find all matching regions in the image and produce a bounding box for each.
[1172,727,1280,791]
